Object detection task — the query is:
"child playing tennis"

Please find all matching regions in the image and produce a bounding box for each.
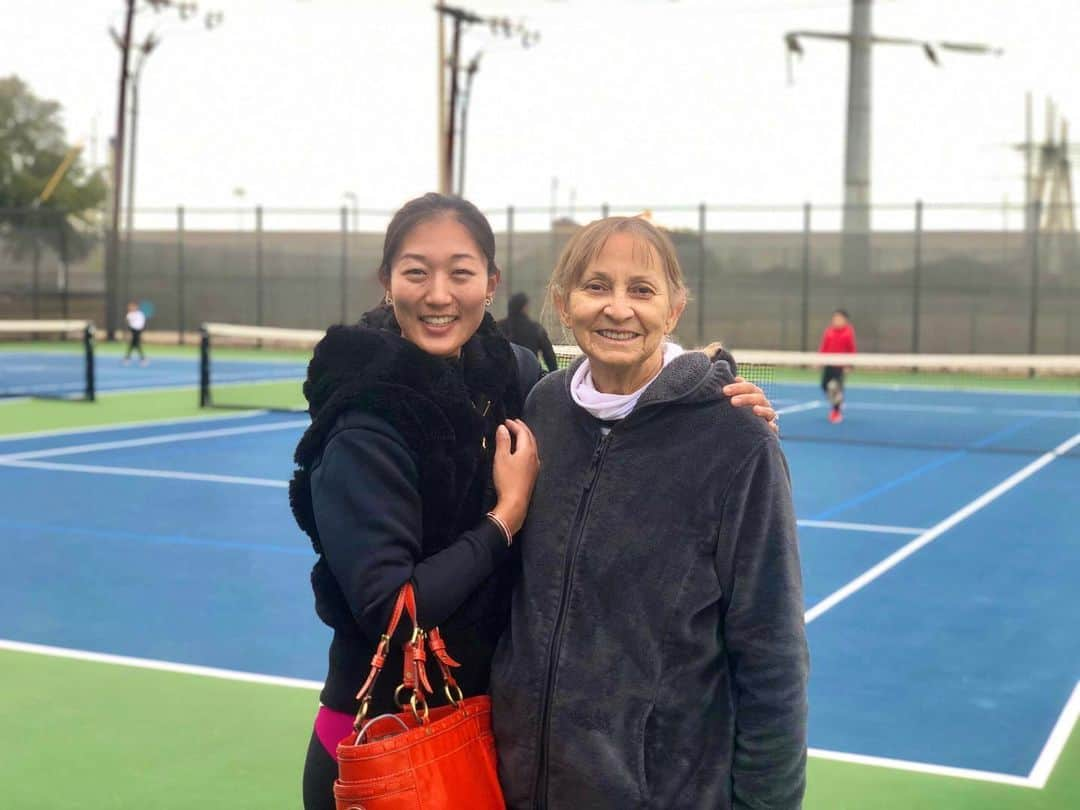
[819,308,856,423]
[123,300,148,366]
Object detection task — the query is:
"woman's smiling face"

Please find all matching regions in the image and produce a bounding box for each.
[387,215,498,358]
[557,231,684,393]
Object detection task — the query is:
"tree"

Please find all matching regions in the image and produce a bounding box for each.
[0,75,107,261]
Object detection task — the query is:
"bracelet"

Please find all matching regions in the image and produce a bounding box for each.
[485,512,513,547]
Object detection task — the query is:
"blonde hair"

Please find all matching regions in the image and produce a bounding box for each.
[547,216,688,323]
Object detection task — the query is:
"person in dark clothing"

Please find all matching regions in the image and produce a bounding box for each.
[498,292,559,373]
[490,217,809,809]
[290,193,541,810]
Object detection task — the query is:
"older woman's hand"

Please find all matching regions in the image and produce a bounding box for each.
[723,377,779,435]
[491,419,541,534]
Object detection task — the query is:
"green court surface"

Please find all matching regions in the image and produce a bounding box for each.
[2,380,1077,809]
[2,644,1077,809]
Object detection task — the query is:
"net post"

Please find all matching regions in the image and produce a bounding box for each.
[340,206,349,324]
[697,202,706,347]
[601,202,609,218]
[912,200,923,354]
[177,205,186,345]
[506,205,514,300]
[84,323,96,402]
[199,326,211,408]
[801,202,811,351]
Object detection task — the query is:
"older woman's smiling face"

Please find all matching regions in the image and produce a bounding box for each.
[558,231,685,394]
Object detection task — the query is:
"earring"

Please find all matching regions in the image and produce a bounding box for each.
[384,292,393,306]
[485,297,493,307]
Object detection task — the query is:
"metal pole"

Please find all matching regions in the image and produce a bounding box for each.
[912,199,923,353]
[437,10,448,193]
[59,214,70,320]
[124,70,140,311]
[340,206,349,324]
[842,0,872,275]
[177,205,185,344]
[105,0,136,341]
[801,202,811,350]
[255,205,263,327]
[601,203,609,218]
[506,205,514,300]
[1028,200,1042,355]
[445,14,464,197]
[697,202,706,346]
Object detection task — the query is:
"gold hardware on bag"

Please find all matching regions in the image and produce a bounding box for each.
[353,695,371,730]
[444,682,464,706]
[410,692,430,723]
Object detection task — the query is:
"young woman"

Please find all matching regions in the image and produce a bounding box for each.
[491,217,809,809]
[289,196,778,809]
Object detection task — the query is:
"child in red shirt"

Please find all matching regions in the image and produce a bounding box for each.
[819,309,856,423]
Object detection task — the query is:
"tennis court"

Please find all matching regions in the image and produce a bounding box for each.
[1,349,1078,808]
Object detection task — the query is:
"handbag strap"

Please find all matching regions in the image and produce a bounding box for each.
[351,583,464,730]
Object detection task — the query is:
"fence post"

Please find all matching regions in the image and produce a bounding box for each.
[177,206,186,344]
[255,205,264,327]
[340,206,349,324]
[601,202,609,218]
[912,199,923,353]
[506,205,514,300]
[697,203,706,346]
[31,211,41,321]
[801,202,811,350]
[1028,200,1042,355]
[59,213,70,321]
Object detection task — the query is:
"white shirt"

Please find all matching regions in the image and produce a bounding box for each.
[570,342,685,422]
[126,309,146,331]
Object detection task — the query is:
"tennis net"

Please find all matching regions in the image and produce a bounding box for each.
[0,319,95,401]
[699,348,1076,458]
[199,323,318,412]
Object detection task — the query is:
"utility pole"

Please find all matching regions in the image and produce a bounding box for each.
[785,0,1001,274]
[456,52,482,196]
[434,4,539,195]
[105,0,137,341]
[105,0,222,339]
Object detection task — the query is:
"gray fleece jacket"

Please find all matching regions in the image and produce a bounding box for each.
[490,350,808,809]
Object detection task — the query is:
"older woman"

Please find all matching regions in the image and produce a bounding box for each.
[491,217,809,809]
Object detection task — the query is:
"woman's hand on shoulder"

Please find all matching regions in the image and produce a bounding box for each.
[723,377,779,435]
[491,419,540,534]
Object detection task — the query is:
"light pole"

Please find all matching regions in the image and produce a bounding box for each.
[343,191,359,232]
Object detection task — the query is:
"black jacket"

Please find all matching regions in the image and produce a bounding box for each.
[289,315,539,715]
[497,314,559,373]
[490,351,809,809]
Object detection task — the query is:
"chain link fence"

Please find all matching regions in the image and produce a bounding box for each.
[2,203,1076,354]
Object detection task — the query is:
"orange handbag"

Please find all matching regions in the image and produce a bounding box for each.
[332,583,505,810]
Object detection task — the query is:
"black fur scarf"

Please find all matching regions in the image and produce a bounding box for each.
[288,312,522,632]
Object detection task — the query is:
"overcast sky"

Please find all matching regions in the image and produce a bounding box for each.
[6,0,1078,226]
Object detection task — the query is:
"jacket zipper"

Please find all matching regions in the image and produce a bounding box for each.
[532,431,612,808]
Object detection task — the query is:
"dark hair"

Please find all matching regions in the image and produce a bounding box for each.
[377,193,498,282]
[833,308,850,320]
[508,292,529,317]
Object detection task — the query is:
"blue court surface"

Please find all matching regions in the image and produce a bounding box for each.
[0,349,306,397]
[1,379,1077,786]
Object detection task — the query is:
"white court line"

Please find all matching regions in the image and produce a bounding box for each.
[3,637,1072,789]
[0,639,322,691]
[797,519,925,536]
[0,409,270,442]
[0,419,308,461]
[808,747,1036,788]
[849,402,1080,418]
[777,400,822,415]
[1029,681,1080,788]
[0,458,287,488]
[804,430,1080,624]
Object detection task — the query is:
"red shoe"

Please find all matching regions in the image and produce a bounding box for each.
[828,408,843,424]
